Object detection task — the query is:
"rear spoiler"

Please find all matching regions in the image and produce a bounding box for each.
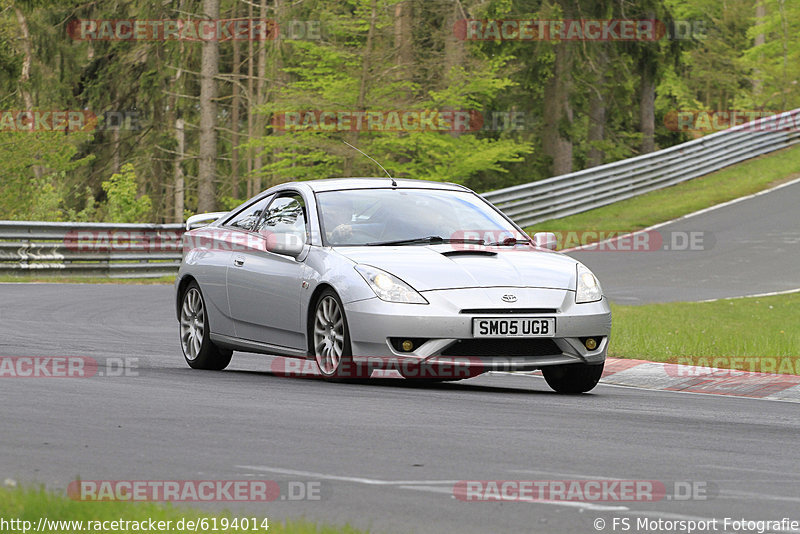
[185,212,228,231]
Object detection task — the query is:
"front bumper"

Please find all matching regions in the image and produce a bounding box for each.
[344,287,611,373]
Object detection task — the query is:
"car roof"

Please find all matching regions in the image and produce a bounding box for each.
[281,177,470,193]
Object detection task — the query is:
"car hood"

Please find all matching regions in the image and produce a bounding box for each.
[333,245,578,291]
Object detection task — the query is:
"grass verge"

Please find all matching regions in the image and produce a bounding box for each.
[0,275,175,284]
[609,292,800,374]
[528,143,800,236]
[0,485,364,534]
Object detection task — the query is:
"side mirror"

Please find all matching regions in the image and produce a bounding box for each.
[185,211,228,230]
[266,232,306,258]
[532,232,558,251]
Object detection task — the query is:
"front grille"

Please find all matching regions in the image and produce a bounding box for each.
[460,308,557,314]
[441,338,561,357]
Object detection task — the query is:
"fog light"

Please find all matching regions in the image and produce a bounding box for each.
[584,338,597,350]
[401,340,414,352]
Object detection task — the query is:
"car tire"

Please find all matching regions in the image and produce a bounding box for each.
[312,289,362,379]
[542,362,604,394]
[179,282,233,370]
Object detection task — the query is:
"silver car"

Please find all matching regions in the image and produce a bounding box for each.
[175,178,611,393]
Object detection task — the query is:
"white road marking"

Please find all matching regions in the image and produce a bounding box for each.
[720,490,800,504]
[698,287,800,302]
[236,465,458,485]
[237,465,631,511]
[699,465,800,477]
[508,468,625,481]
[507,469,800,508]
[398,484,630,511]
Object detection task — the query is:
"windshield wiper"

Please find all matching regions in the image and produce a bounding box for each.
[484,236,532,246]
[366,235,485,246]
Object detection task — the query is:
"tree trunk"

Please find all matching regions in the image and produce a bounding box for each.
[14,7,33,110]
[230,0,241,199]
[777,0,788,110]
[111,128,121,174]
[251,0,268,193]
[541,42,573,176]
[586,50,607,168]
[344,0,377,176]
[587,89,606,168]
[394,1,412,70]
[164,0,185,222]
[639,63,656,154]
[269,0,286,189]
[246,0,255,197]
[15,6,42,179]
[174,118,186,222]
[197,0,220,212]
[442,1,464,82]
[752,1,766,99]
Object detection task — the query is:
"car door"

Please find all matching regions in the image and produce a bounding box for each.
[186,195,272,337]
[226,192,308,349]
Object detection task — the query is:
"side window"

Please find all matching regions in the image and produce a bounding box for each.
[256,194,307,242]
[224,196,272,232]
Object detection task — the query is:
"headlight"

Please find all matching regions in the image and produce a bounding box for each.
[355,265,428,304]
[576,263,602,303]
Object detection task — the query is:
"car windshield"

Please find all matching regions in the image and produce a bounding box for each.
[315,188,527,246]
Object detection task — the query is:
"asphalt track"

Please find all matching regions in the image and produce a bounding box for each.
[2,284,799,534]
[568,179,800,304]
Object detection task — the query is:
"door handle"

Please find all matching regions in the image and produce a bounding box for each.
[233,256,245,267]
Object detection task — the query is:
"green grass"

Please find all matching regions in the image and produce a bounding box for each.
[0,485,365,534]
[0,275,175,284]
[529,143,800,236]
[609,293,800,374]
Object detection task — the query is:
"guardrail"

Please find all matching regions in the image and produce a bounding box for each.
[483,109,800,227]
[0,221,184,278]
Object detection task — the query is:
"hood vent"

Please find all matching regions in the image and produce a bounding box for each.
[440,249,497,257]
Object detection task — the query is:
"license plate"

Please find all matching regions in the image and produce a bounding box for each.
[472,317,556,338]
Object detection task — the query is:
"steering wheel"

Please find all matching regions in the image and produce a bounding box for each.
[329,225,378,245]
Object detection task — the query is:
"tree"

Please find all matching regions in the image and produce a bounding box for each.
[101,163,152,223]
[197,0,220,212]
[2,0,795,223]
[247,0,531,185]
[742,0,800,109]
